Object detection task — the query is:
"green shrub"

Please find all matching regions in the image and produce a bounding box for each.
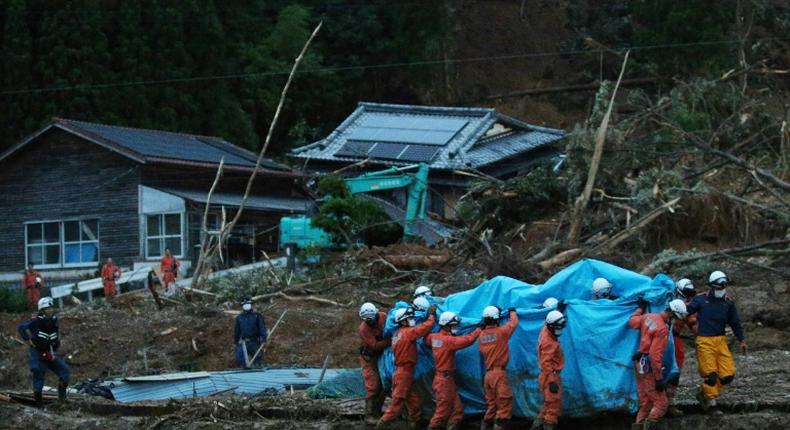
[0,286,28,313]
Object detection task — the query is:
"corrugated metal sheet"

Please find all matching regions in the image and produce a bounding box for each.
[110,368,347,403]
[158,188,311,213]
[290,102,566,171]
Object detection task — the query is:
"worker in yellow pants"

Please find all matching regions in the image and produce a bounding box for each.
[695,336,737,401]
[687,271,747,412]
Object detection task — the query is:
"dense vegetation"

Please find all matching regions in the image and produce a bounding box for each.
[0,0,447,154]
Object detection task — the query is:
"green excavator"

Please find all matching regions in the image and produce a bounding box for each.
[279,163,430,249]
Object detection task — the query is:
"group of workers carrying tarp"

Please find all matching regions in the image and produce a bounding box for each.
[358,268,746,430]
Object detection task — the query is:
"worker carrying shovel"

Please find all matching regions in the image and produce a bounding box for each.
[233,297,267,368]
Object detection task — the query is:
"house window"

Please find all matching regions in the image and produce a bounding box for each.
[63,220,99,265]
[146,213,183,258]
[25,219,100,267]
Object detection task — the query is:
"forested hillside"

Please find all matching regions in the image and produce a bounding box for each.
[0,0,788,158]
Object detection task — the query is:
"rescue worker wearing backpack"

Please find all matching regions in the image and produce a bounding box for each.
[425,311,481,430]
[628,298,688,429]
[17,297,70,405]
[478,306,519,430]
[687,270,747,412]
[531,308,567,430]
[377,304,436,430]
[358,303,392,425]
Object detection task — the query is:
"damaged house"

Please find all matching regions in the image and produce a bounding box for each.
[290,102,567,219]
[0,119,308,288]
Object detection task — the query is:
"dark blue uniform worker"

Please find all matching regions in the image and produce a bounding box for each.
[234,298,267,368]
[17,297,70,404]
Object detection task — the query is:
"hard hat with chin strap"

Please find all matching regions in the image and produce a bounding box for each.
[591,277,613,298]
[413,286,432,299]
[543,297,558,308]
[676,278,695,298]
[482,305,501,320]
[708,270,728,288]
[668,299,688,320]
[394,307,415,324]
[412,296,430,311]
[359,302,378,320]
[37,297,54,311]
[439,311,461,327]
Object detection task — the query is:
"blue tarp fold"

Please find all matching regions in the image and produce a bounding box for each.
[378,258,678,418]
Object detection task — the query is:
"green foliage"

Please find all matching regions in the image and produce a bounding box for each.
[650,248,718,280]
[0,286,27,313]
[310,175,401,246]
[0,1,448,154]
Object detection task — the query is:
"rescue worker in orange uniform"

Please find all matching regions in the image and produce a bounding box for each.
[628,298,688,430]
[159,248,179,293]
[358,303,392,425]
[23,264,44,310]
[478,306,519,430]
[100,258,122,298]
[666,278,698,416]
[425,311,481,430]
[377,304,436,430]
[531,308,567,430]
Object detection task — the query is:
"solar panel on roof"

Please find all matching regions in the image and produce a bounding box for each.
[399,145,440,162]
[363,115,467,131]
[346,114,468,146]
[369,143,408,160]
[335,141,374,157]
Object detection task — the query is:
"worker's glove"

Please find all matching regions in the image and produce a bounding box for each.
[557,300,567,313]
[428,304,437,316]
[507,307,516,314]
[631,352,643,362]
[636,298,649,312]
[655,379,665,392]
[477,321,487,330]
[548,382,559,394]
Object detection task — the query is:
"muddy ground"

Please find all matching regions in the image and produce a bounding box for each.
[0,260,788,429]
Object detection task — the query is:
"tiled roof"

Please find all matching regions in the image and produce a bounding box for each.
[55,118,287,170]
[290,102,566,171]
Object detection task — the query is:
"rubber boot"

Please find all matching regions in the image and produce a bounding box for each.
[631,423,643,430]
[58,382,67,401]
[493,420,507,430]
[642,419,659,430]
[696,388,710,412]
[530,417,543,430]
[480,419,494,430]
[407,419,422,430]
[542,424,556,430]
[447,422,460,430]
[33,391,43,406]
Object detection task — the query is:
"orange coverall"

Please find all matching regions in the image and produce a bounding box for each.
[23,270,43,310]
[667,309,697,399]
[478,310,518,422]
[537,325,564,425]
[628,309,670,423]
[359,312,391,404]
[425,327,481,428]
[160,255,179,290]
[101,263,122,298]
[379,314,436,423]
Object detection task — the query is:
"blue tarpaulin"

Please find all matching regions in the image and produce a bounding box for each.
[377,258,678,418]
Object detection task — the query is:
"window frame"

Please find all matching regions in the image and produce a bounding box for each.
[24,218,101,269]
[145,211,184,260]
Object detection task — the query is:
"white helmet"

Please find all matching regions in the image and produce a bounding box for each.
[359,302,378,321]
[439,311,461,327]
[675,278,695,298]
[412,296,430,311]
[35,276,42,284]
[482,305,501,320]
[413,286,432,299]
[542,297,559,309]
[37,297,54,311]
[668,299,688,320]
[546,310,567,335]
[591,277,613,299]
[708,270,728,288]
[394,307,415,324]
